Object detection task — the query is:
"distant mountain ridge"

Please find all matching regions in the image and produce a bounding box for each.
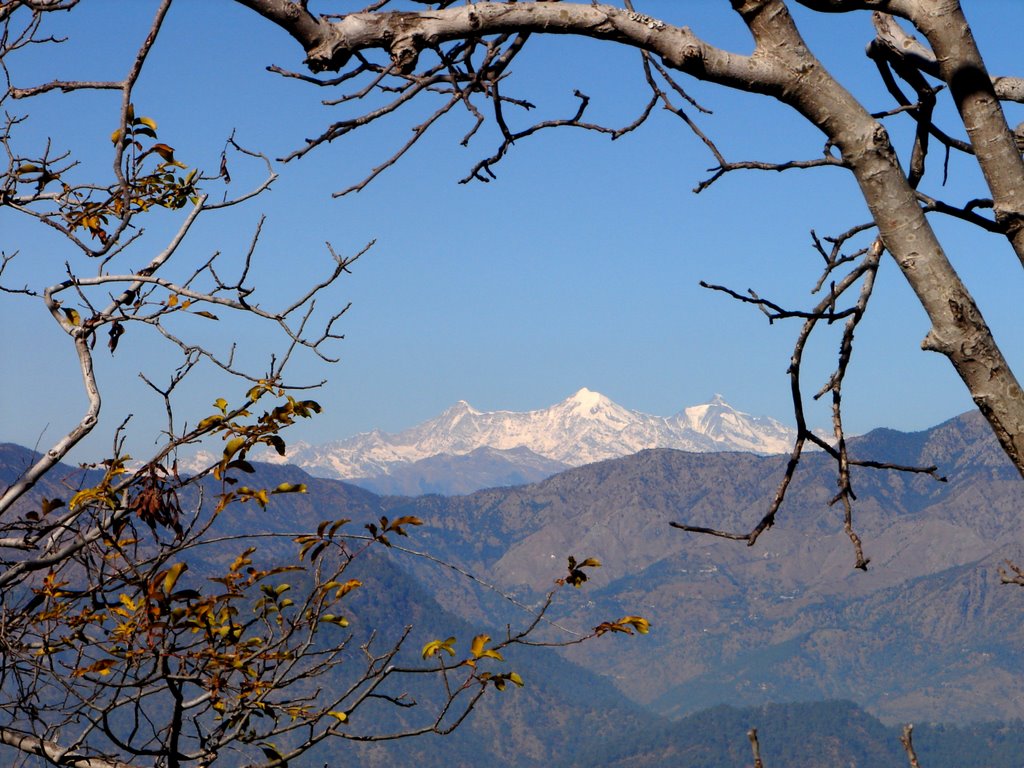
[253,388,798,493]
[6,408,1024,737]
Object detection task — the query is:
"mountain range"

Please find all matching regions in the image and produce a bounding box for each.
[5,406,1024,765]
[248,388,799,494]
[369,408,1024,726]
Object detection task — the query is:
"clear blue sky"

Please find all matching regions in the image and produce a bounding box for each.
[3,1,1023,460]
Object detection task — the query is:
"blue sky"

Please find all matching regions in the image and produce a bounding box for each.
[3,1,1024,460]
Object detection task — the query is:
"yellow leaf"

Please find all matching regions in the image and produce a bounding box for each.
[69,486,115,512]
[328,711,348,723]
[119,593,139,612]
[167,293,178,307]
[162,562,187,595]
[422,636,457,659]
[196,415,224,431]
[223,437,245,459]
[470,634,504,661]
[334,579,361,599]
[194,310,219,320]
[229,548,255,572]
[137,116,158,131]
[62,308,81,326]
[72,658,117,678]
[272,482,307,494]
[618,616,651,634]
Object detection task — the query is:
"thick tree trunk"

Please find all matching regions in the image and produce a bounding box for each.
[735,1,1024,474]
[909,1,1024,266]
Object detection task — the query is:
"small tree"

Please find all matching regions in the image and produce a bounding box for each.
[224,0,1024,567]
[0,3,644,766]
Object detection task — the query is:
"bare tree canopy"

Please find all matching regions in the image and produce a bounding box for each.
[0,3,648,766]
[4,0,1024,765]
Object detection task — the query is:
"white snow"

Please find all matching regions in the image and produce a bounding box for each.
[257,390,798,481]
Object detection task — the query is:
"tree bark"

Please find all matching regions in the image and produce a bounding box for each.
[0,727,141,768]
[906,1,1024,265]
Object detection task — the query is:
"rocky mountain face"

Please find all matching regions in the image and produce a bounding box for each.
[256,388,798,494]
[377,410,1024,724]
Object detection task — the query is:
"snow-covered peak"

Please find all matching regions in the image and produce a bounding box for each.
[674,395,793,453]
[263,389,799,484]
[442,399,482,417]
[680,395,743,432]
[561,387,613,417]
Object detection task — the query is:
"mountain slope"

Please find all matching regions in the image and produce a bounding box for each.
[579,700,1024,768]
[7,408,1022,728]
[377,410,1024,723]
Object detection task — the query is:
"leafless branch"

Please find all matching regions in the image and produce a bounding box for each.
[900,723,923,768]
[748,728,765,768]
[674,231,940,562]
[999,560,1024,586]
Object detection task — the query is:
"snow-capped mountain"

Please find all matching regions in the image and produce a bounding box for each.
[255,389,797,487]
